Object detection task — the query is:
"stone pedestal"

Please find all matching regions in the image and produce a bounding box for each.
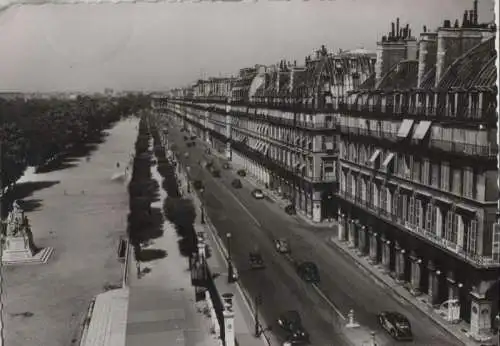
[2,236,53,265]
[469,292,493,342]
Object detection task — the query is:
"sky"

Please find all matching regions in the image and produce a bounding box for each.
[0,0,495,92]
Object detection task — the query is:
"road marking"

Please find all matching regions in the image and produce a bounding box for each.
[311,284,347,321]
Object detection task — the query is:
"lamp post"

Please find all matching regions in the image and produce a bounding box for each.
[226,232,234,283]
[254,293,263,337]
[199,187,206,224]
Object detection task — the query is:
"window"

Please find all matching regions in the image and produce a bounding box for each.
[380,186,387,212]
[440,162,450,191]
[425,202,432,232]
[408,195,415,226]
[402,194,408,223]
[451,168,462,195]
[373,183,379,208]
[444,209,456,244]
[463,168,474,198]
[403,155,412,178]
[361,179,367,201]
[386,187,392,214]
[359,145,366,164]
[422,159,430,185]
[466,219,478,255]
[431,162,440,188]
[416,199,423,229]
[412,158,421,182]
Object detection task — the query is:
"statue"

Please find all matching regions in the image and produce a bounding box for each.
[1,200,53,265]
[5,200,26,237]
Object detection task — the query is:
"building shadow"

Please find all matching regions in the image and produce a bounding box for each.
[17,199,43,213]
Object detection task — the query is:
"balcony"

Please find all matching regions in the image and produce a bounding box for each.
[430,139,498,158]
[339,125,398,142]
[338,189,499,268]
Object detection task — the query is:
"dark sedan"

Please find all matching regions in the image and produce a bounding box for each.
[277,310,310,344]
[296,262,320,284]
[377,311,413,341]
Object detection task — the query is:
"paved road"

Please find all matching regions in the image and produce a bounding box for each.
[165,120,460,346]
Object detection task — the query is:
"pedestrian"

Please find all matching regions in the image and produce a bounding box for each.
[136,261,141,279]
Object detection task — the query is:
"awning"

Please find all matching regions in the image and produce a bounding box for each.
[456,203,477,215]
[382,152,395,169]
[368,149,381,164]
[412,121,432,140]
[397,119,415,138]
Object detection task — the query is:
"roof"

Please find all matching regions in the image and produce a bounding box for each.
[419,67,436,89]
[437,37,497,89]
[375,60,419,90]
[358,72,376,89]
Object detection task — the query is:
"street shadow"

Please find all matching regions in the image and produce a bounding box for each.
[137,248,167,262]
[1,181,59,217]
[17,199,43,213]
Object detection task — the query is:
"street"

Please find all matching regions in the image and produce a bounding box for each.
[166,120,462,346]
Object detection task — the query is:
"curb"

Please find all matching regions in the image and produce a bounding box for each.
[326,235,472,346]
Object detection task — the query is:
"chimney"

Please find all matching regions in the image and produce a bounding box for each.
[396,18,400,38]
[468,10,474,25]
[405,24,409,38]
[454,19,460,28]
[391,22,395,37]
[463,10,469,27]
[408,28,412,38]
[400,28,404,38]
[417,26,438,87]
[443,20,451,28]
[473,0,478,25]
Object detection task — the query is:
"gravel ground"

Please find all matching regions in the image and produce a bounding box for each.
[2,117,139,346]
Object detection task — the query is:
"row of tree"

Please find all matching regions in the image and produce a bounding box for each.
[0,94,151,190]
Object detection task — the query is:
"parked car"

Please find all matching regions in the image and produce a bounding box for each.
[237,169,247,177]
[277,310,310,344]
[249,251,265,269]
[377,311,413,341]
[284,204,296,215]
[275,238,291,254]
[251,189,265,199]
[231,179,242,188]
[296,262,320,284]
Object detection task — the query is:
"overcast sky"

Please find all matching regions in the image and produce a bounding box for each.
[0,0,495,92]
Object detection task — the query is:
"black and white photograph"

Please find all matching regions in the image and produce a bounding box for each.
[0,0,498,346]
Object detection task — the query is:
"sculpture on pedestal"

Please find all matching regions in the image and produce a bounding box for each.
[1,200,52,264]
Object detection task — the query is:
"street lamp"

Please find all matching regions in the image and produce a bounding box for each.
[199,187,206,224]
[254,293,263,337]
[226,232,234,283]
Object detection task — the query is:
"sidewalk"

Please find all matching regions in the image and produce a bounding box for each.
[125,139,218,346]
[326,235,497,346]
[177,163,280,346]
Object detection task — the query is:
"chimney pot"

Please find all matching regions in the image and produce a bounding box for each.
[396,17,400,37]
[423,25,427,32]
[391,22,395,37]
[473,0,478,25]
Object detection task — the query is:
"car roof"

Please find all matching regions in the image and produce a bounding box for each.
[281,310,301,321]
[384,311,409,322]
